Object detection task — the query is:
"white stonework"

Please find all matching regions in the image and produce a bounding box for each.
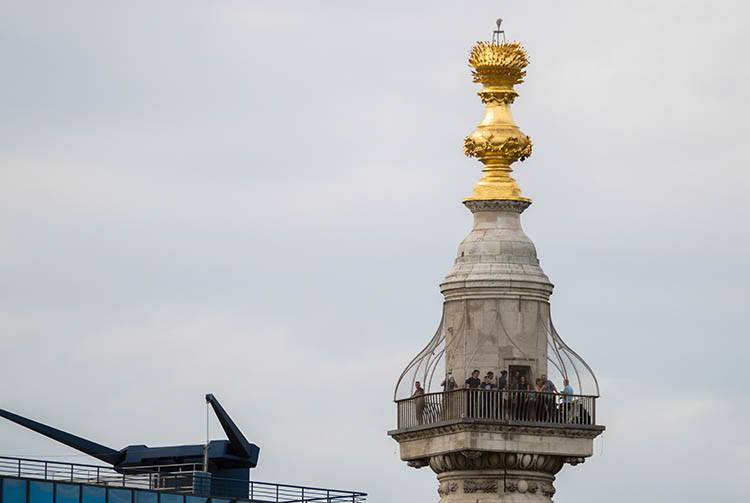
[440,202,553,385]
[389,201,604,503]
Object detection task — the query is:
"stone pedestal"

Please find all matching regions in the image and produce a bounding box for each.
[390,422,602,503]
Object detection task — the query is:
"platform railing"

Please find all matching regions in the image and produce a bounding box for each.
[0,457,367,502]
[395,389,597,430]
[0,457,122,485]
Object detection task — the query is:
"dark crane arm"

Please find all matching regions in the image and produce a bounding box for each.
[0,408,122,465]
[205,394,257,460]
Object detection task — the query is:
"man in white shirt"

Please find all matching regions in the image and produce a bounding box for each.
[561,379,574,404]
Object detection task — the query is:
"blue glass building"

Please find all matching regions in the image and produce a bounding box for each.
[0,458,366,503]
[0,395,366,503]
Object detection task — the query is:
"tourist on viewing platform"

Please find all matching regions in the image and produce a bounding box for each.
[560,378,575,423]
[512,375,531,420]
[561,378,574,404]
[519,375,529,391]
[481,372,497,390]
[541,374,558,394]
[498,370,508,390]
[480,372,498,419]
[510,371,521,390]
[465,369,481,389]
[441,371,458,420]
[532,378,540,418]
[535,378,554,421]
[533,378,544,393]
[441,371,457,391]
[465,370,481,418]
[412,381,425,424]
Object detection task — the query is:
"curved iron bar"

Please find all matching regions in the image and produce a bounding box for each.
[425,347,446,392]
[550,319,600,396]
[540,311,570,382]
[559,347,584,395]
[393,310,445,401]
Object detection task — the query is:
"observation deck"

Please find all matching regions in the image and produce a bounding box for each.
[388,389,604,470]
[0,457,366,503]
[392,389,600,432]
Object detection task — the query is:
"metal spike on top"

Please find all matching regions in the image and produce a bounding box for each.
[492,18,506,44]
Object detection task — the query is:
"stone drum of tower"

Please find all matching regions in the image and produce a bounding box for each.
[389,24,604,503]
[441,198,554,388]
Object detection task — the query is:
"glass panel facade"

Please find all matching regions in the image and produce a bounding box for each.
[159,494,183,503]
[108,488,132,503]
[29,481,53,503]
[134,492,156,503]
[0,478,255,503]
[82,485,105,503]
[2,479,27,503]
[56,483,80,503]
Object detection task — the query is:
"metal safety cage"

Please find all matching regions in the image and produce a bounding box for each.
[393,304,599,400]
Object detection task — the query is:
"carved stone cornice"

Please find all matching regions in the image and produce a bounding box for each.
[505,478,556,497]
[463,479,498,493]
[407,458,429,468]
[437,481,459,496]
[429,451,565,475]
[463,199,531,213]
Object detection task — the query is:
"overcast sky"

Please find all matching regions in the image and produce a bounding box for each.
[1,1,749,502]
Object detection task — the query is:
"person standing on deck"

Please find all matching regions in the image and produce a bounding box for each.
[441,371,457,391]
[412,381,426,424]
[465,369,481,389]
[541,374,558,394]
[498,370,508,391]
[561,379,574,403]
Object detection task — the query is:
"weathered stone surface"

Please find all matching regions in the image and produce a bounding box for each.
[390,196,602,503]
[440,206,554,386]
[392,422,601,462]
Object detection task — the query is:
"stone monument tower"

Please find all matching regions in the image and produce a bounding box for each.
[389,22,604,502]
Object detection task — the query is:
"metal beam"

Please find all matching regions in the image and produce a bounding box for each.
[204,395,257,461]
[0,408,122,465]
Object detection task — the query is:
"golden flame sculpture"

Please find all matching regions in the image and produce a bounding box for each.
[464,41,533,203]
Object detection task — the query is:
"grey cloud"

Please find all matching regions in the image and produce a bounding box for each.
[1,1,749,502]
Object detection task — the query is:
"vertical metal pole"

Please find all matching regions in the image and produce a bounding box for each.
[204,400,210,473]
[592,397,596,425]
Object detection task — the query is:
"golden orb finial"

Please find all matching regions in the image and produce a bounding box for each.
[463,23,533,203]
